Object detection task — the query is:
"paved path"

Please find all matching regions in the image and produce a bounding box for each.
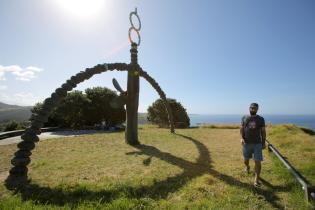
[0,130,110,146]
[0,171,8,182]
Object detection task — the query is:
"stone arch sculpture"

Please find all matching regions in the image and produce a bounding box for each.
[5,9,175,189]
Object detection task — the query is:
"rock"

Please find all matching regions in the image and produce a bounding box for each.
[14,150,32,158]
[11,157,31,166]
[21,132,39,142]
[9,165,28,175]
[17,141,35,151]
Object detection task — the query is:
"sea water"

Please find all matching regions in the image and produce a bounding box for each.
[189,114,315,131]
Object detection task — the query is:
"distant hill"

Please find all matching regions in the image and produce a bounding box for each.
[0,102,23,110]
[0,102,32,123]
[138,112,148,124]
[0,102,148,125]
[0,102,149,125]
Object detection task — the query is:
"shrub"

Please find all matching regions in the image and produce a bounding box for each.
[147,98,190,128]
[4,121,19,131]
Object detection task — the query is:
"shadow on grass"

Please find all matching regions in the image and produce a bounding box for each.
[300,127,315,136]
[13,134,288,209]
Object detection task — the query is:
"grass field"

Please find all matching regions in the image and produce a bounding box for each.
[0,124,314,209]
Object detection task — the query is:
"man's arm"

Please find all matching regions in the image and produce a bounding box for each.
[240,127,245,144]
[261,127,266,148]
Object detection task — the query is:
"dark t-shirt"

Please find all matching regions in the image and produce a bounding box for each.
[241,115,265,144]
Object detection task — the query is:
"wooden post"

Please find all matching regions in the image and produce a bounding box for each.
[125,43,140,145]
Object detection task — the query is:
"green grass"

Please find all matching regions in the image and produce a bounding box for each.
[0,125,314,209]
[267,124,315,186]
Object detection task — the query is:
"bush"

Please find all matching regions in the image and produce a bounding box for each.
[4,121,19,131]
[147,98,190,128]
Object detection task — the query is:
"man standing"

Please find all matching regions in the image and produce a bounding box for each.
[240,103,266,187]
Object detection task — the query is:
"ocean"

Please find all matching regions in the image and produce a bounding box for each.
[189,114,315,131]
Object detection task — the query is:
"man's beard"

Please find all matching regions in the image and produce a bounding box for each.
[250,111,257,116]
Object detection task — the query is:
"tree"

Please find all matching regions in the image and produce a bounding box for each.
[4,120,19,131]
[31,87,126,129]
[31,102,60,127]
[54,90,91,128]
[31,91,90,128]
[147,98,190,128]
[85,87,126,127]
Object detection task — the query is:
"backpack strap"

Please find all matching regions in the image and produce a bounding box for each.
[243,115,251,128]
[241,116,251,140]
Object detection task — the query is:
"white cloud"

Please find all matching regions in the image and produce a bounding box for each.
[26,66,43,72]
[0,65,23,72]
[0,71,6,81]
[0,65,43,82]
[0,85,7,90]
[12,71,36,81]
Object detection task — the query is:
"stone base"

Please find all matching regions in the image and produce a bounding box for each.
[4,174,30,190]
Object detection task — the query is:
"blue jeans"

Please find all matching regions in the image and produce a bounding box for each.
[242,143,263,161]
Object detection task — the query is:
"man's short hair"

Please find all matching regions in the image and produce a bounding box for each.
[250,103,259,108]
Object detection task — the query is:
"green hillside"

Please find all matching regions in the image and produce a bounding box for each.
[0,103,16,110]
[0,102,32,123]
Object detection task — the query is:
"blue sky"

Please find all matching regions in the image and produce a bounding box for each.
[0,0,314,115]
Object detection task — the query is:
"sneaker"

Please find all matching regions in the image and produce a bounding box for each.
[245,166,250,174]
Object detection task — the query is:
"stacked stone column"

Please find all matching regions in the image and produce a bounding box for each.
[5,61,175,189]
[5,63,128,189]
[139,68,175,133]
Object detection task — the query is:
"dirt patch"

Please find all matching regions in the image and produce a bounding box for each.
[0,171,8,183]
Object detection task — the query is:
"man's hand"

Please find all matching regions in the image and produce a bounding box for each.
[262,142,266,149]
[240,138,245,145]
